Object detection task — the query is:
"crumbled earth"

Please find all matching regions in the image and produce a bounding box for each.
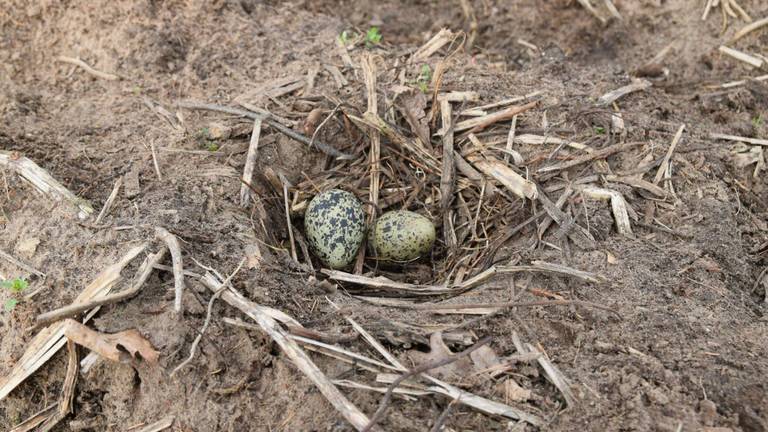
[1,1,767,431]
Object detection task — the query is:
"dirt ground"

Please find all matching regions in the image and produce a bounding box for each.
[1,0,767,431]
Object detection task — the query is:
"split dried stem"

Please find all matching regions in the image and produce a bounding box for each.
[239,118,263,206]
[155,227,185,314]
[95,177,123,224]
[0,151,94,219]
[35,247,168,329]
[653,124,685,185]
[56,56,120,81]
[732,16,768,42]
[440,100,457,251]
[0,249,45,278]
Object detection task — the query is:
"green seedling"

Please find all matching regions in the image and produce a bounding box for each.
[338,30,355,45]
[4,299,17,312]
[2,277,28,293]
[197,127,210,139]
[2,277,28,312]
[365,27,382,47]
[194,128,218,151]
[594,126,606,134]
[753,115,764,129]
[416,64,432,93]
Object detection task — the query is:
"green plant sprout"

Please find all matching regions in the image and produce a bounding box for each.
[2,277,28,312]
[753,115,764,129]
[197,127,210,138]
[338,30,354,45]
[365,27,382,47]
[193,128,218,151]
[4,299,17,311]
[594,126,606,134]
[416,64,432,93]
[2,277,28,293]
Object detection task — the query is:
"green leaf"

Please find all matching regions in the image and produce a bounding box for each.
[197,127,210,139]
[338,30,352,45]
[594,126,606,135]
[412,64,432,93]
[2,278,28,293]
[366,27,382,46]
[4,298,18,312]
[12,279,27,293]
[419,64,432,81]
[206,142,219,152]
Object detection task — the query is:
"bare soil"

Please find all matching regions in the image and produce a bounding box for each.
[1,1,767,431]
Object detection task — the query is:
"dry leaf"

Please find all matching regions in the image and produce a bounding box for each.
[206,122,231,140]
[245,243,263,269]
[16,237,40,259]
[634,62,665,78]
[694,257,722,273]
[302,108,325,136]
[530,288,566,301]
[389,84,413,96]
[470,345,500,371]
[606,251,618,264]
[496,378,532,403]
[731,144,765,177]
[407,332,473,380]
[63,319,159,365]
[124,168,141,198]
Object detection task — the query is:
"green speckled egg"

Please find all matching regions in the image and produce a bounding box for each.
[370,210,436,262]
[304,189,365,269]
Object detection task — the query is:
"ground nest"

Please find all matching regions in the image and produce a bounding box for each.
[192,30,614,293]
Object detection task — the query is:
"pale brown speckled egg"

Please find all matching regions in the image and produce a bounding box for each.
[370,210,436,262]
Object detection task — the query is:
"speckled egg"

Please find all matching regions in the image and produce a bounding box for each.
[370,210,436,262]
[304,189,366,269]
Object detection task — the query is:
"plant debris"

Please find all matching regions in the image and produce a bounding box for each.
[63,319,160,365]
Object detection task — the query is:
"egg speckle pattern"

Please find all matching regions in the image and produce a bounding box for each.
[371,210,436,262]
[304,189,366,269]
